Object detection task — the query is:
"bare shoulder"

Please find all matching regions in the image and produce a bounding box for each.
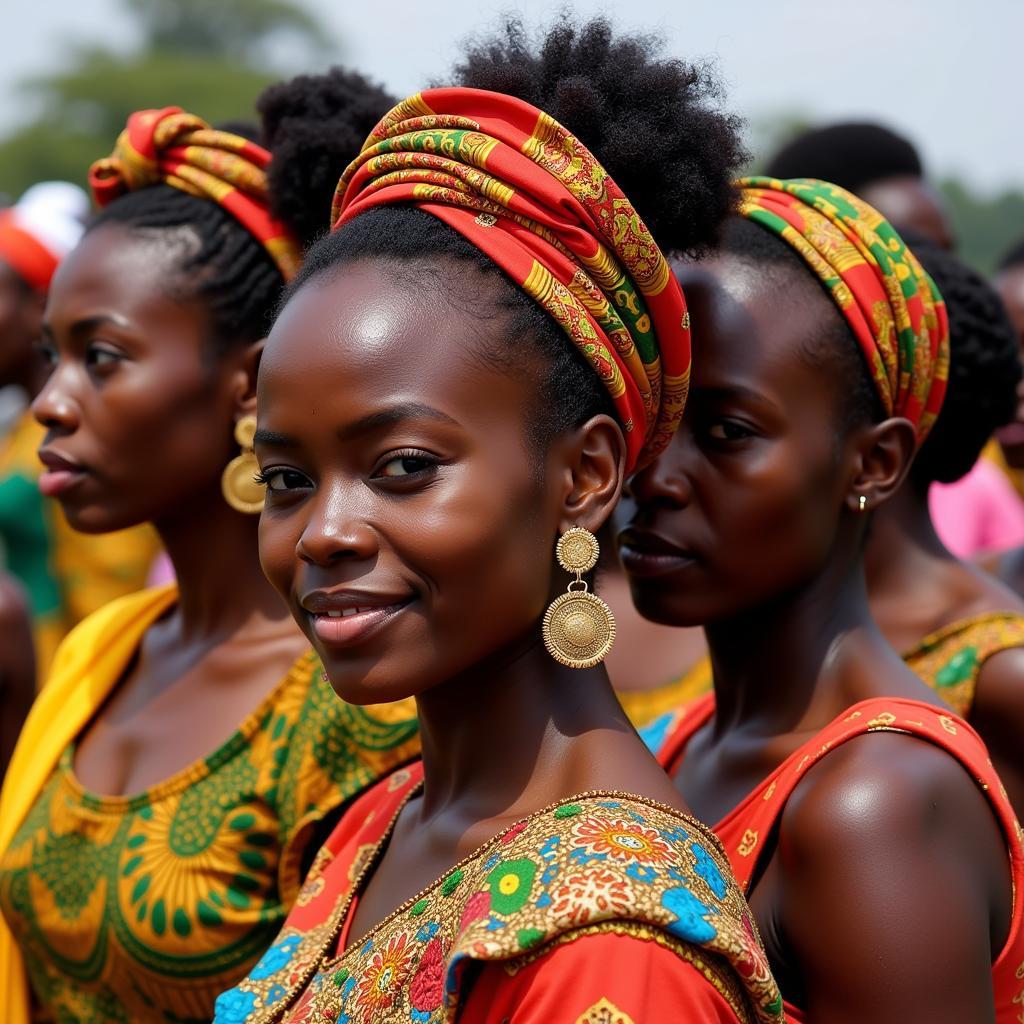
[767,731,1010,1022]
[780,729,1001,855]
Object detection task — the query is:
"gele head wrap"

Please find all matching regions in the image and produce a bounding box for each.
[738,176,949,442]
[90,107,300,281]
[331,87,692,474]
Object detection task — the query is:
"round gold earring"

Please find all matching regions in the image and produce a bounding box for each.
[221,414,265,514]
[542,526,616,669]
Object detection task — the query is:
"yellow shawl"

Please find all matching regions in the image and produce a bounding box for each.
[0,584,177,1023]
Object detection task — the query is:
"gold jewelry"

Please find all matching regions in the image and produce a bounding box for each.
[858,494,868,513]
[542,526,616,669]
[221,414,265,514]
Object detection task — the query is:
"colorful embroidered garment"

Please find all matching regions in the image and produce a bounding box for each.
[0,412,158,680]
[658,695,1024,1022]
[333,88,691,474]
[0,586,419,1024]
[738,177,949,441]
[214,761,783,1024]
[89,107,301,281]
[903,611,1024,717]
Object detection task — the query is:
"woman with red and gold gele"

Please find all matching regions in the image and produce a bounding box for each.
[214,19,782,1024]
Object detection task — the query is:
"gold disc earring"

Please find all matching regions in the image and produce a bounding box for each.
[221,414,265,514]
[542,526,616,669]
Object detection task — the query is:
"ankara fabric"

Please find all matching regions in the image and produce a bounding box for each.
[333,88,692,474]
[89,107,300,281]
[0,587,420,1024]
[738,177,949,441]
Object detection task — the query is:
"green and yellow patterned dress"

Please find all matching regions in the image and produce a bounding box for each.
[0,644,419,1023]
[902,611,1024,717]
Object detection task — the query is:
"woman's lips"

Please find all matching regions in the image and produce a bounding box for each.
[618,531,697,579]
[37,450,88,498]
[305,598,414,648]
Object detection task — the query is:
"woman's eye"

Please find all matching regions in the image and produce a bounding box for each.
[256,468,312,492]
[37,342,57,367]
[707,420,753,442]
[85,345,121,369]
[375,454,437,478]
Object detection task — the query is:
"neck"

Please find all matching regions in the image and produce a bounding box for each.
[413,627,631,822]
[863,483,954,593]
[704,544,880,737]
[153,485,293,642]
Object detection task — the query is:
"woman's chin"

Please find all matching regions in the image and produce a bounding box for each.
[318,665,418,708]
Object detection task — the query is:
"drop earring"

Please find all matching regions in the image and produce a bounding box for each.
[858,494,868,513]
[221,415,265,514]
[542,526,616,669]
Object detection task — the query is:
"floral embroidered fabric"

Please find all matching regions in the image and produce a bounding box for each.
[214,764,783,1024]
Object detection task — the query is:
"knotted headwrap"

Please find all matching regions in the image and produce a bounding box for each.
[331,88,691,474]
[89,107,300,281]
[738,176,949,442]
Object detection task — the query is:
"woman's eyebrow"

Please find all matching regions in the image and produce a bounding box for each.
[336,403,459,441]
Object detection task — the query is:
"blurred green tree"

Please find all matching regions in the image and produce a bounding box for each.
[940,179,1024,275]
[0,0,332,198]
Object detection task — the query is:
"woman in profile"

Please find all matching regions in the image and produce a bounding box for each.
[622,179,1023,1021]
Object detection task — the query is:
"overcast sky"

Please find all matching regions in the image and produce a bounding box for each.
[7,0,1020,194]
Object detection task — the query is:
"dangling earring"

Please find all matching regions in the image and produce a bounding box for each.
[221,414,265,514]
[858,494,868,513]
[542,526,616,669]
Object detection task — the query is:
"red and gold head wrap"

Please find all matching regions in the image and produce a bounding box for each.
[738,176,949,442]
[89,107,300,281]
[331,88,691,474]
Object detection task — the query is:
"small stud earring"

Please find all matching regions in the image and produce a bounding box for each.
[858,495,868,513]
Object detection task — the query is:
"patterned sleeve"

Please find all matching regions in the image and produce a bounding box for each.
[458,929,743,1023]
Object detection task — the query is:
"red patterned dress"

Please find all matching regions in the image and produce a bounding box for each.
[212,761,784,1024]
[658,695,1024,1022]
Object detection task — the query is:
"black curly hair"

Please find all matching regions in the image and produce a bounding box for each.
[288,16,747,452]
[85,68,393,355]
[764,122,924,193]
[908,236,1021,487]
[718,216,884,436]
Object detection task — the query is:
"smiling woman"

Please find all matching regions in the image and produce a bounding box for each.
[213,18,782,1024]
[0,75,422,1024]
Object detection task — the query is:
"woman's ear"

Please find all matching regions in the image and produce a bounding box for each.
[231,338,266,418]
[843,415,917,513]
[553,414,627,534]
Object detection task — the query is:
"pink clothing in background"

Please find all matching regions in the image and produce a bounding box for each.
[145,551,175,587]
[930,458,1024,558]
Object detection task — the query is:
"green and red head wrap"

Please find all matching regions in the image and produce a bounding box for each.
[738,176,949,442]
[89,107,301,281]
[331,88,692,474]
